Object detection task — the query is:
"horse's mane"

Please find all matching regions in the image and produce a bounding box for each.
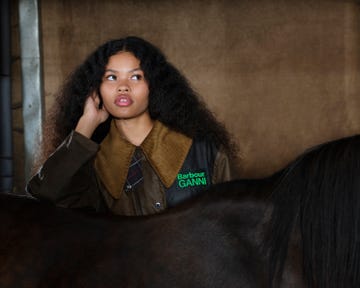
[269,134,360,288]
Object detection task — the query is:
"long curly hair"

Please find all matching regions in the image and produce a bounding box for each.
[38,36,239,169]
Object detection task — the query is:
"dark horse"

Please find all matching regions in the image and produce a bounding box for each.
[1,135,360,288]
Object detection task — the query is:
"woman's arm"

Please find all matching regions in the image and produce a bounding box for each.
[26,131,103,210]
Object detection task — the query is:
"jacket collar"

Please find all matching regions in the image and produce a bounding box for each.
[94,120,192,199]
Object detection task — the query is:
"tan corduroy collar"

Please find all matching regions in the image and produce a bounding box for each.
[94,120,193,199]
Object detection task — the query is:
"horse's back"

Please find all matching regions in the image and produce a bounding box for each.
[0,193,110,287]
[0,177,275,288]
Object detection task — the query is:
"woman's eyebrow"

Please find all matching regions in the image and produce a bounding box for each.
[104,68,142,73]
[128,67,142,73]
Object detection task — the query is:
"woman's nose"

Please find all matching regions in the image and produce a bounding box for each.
[117,84,129,92]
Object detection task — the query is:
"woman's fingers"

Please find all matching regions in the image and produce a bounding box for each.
[88,91,109,121]
[91,92,101,107]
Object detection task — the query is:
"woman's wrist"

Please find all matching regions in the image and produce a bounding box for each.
[75,116,98,138]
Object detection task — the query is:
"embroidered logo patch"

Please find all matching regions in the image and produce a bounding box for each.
[177,171,208,188]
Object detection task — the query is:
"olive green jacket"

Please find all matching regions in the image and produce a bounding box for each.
[26,121,240,215]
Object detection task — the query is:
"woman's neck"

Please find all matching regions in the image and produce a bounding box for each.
[114,115,154,146]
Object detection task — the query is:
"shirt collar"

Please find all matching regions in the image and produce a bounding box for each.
[95,120,192,199]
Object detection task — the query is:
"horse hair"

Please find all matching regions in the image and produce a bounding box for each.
[269,134,360,288]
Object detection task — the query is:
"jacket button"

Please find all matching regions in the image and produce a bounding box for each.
[154,202,161,209]
[124,185,132,194]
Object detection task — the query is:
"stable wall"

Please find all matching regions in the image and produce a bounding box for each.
[11,0,360,191]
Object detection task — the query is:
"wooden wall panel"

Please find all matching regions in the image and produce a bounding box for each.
[11,0,25,193]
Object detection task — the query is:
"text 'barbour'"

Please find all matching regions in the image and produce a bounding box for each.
[177,171,207,188]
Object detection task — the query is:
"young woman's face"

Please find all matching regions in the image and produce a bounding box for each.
[100,52,150,120]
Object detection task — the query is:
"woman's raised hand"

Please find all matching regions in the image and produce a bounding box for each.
[75,92,109,138]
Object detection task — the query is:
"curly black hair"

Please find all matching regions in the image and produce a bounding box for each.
[39,36,239,167]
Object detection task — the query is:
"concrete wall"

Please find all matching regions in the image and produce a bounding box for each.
[11,0,360,191]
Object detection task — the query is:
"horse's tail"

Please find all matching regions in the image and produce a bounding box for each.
[269,135,360,288]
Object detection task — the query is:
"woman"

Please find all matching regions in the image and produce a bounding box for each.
[26,36,240,215]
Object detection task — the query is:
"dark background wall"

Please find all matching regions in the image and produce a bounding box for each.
[11,0,360,191]
[11,0,23,193]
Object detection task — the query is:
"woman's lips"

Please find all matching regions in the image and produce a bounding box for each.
[115,95,133,107]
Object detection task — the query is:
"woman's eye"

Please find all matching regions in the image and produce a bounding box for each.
[130,74,142,80]
[105,75,116,81]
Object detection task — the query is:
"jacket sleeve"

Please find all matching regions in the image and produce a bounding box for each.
[26,131,103,211]
[211,147,241,184]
